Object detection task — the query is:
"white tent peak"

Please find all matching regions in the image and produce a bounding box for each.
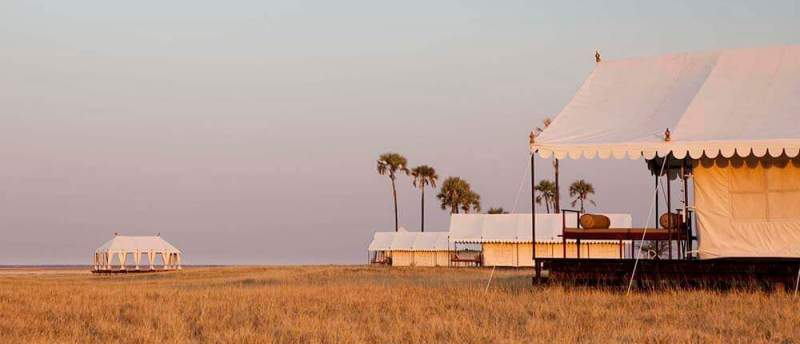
[96,235,181,253]
[533,45,800,160]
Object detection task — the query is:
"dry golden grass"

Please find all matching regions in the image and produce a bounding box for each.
[0,266,798,343]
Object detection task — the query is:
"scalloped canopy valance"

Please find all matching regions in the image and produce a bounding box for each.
[532,46,800,160]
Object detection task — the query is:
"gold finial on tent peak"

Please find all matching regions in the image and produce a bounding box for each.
[664,128,671,142]
[595,50,602,63]
[529,130,536,145]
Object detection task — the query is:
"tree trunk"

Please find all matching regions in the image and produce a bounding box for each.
[391,177,399,231]
[554,159,561,213]
[579,198,584,213]
[545,200,550,214]
[420,186,425,232]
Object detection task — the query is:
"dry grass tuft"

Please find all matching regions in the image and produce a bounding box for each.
[0,266,798,343]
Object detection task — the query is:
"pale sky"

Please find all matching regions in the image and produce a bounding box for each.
[1,1,799,265]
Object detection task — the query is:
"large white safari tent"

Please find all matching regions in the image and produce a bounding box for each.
[93,234,182,272]
[449,214,629,267]
[529,46,800,283]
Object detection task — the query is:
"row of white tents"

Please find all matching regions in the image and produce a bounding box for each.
[368,213,632,267]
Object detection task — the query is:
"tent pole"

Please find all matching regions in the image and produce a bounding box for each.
[655,172,659,257]
[667,156,673,260]
[531,152,540,284]
[683,159,690,259]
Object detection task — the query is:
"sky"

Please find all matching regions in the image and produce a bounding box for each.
[1,1,799,265]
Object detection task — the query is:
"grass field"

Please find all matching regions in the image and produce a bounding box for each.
[0,266,798,343]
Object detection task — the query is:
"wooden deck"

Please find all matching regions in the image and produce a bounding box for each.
[562,228,688,241]
[92,268,178,274]
[536,258,800,290]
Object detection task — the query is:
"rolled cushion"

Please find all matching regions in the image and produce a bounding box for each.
[580,214,611,229]
[659,212,684,229]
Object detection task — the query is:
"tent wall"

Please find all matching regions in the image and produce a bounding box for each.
[484,242,623,267]
[483,243,518,266]
[695,157,800,258]
[413,252,437,267]
[436,251,450,266]
[390,250,450,267]
[391,251,415,266]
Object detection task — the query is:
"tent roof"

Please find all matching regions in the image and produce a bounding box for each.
[367,232,395,251]
[449,213,632,243]
[368,232,450,252]
[412,232,450,251]
[96,235,181,253]
[532,46,800,160]
[389,232,418,251]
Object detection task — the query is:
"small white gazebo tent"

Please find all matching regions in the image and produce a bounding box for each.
[94,234,182,272]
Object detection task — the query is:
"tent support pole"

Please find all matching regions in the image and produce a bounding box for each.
[667,156,673,260]
[683,159,690,260]
[655,173,659,257]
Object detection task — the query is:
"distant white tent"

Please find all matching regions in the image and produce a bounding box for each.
[368,231,450,267]
[93,234,182,272]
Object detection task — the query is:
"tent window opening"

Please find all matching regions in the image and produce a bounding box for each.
[727,159,800,221]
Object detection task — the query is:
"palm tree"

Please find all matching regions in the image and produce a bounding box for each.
[533,117,560,213]
[569,179,597,213]
[487,207,508,214]
[410,165,438,232]
[377,153,409,231]
[436,177,480,214]
[460,191,481,214]
[534,179,557,213]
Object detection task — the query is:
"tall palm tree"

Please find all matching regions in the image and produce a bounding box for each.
[437,177,480,214]
[533,117,560,213]
[460,191,481,214]
[534,179,557,213]
[410,165,438,232]
[437,177,468,214]
[569,179,597,213]
[377,153,409,231]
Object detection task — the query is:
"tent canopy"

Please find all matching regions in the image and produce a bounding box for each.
[367,232,395,251]
[532,46,800,160]
[96,235,181,253]
[412,232,451,251]
[389,232,418,251]
[368,232,450,252]
[449,213,632,244]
